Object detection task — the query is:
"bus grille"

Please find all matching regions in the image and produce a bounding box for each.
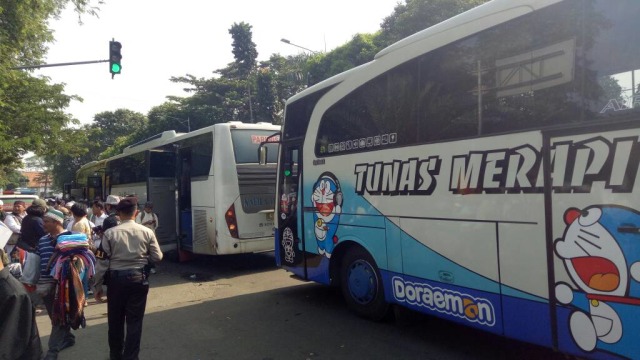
[236,164,277,188]
[193,209,211,251]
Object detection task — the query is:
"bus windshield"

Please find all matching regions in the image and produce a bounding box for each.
[231,129,279,164]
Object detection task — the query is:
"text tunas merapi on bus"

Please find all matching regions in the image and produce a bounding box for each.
[353,136,640,196]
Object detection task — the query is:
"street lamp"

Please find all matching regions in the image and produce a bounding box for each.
[280,38,318,54]
[162,115,191,132]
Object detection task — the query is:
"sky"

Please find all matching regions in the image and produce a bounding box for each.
[37,0,401,126]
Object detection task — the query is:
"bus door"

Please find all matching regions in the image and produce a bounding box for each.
[146,150,178,252]
[546,125,640,358]
[86,176,103,201]
[177,147,194,253]
[276,143,306,278]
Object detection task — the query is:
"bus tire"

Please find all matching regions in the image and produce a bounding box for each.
[340,246,389,321]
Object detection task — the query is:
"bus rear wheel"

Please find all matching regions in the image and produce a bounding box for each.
[340,246,389,321]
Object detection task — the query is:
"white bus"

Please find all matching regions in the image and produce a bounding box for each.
[75,122,280,257]
[267,1,640,358]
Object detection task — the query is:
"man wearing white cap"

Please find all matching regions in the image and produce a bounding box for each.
[0,225,43,359]
[102,195,121,231]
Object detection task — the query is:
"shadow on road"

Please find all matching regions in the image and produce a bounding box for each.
[50,277,567,360]
[149,251,279,288]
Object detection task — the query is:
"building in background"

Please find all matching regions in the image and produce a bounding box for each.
[1,171,49,196]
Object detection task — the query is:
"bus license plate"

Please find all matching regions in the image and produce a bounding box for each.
[266,212,274,221]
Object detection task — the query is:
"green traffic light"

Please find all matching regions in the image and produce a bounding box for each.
[111,63,121,73]
[284,169,291,177]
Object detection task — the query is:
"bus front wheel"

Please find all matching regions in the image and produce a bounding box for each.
[340,246,389,321]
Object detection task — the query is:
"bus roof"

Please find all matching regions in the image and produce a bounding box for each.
[168,121,280,142]
[75,122,281,174]
[375,0,560,59]
[287,0,562,106]
[75,159,107,176]
[123,130,185,154]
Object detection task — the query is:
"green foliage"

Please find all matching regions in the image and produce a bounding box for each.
[169,51,310,127]
[254,66,278,123]
[229,22,258,78]
[228,22,259,122]
[379,0,489,46]
[266,53,309,105]
[42,126,92,190]
[23,155,54,194]
[307,33,379,85]
[43,0,493,189]
[43,109,145,190]
[99,134,136,159]
[306,0,490,84]
[169,74,247,124]
[92,109,147,146]
[0,0,99,172]
[145,102,188,136]
[0,71,80,164]
[91,109,147,158]
[0,169,28,190]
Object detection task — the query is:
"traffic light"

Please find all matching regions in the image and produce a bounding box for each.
[109,40,122,76]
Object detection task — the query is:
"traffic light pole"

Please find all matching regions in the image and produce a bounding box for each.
[12,59,109,70]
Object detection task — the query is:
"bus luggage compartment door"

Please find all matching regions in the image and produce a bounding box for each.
[148,177,177,252]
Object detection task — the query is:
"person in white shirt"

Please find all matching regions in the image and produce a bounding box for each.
[89,200,108,248]
[89,200,108,227]
[135,202,158,232]
[135,201,159,274]
[3,200,26,263]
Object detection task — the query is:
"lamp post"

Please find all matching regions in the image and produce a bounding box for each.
[280,38,318,54]
[162,115,191,132]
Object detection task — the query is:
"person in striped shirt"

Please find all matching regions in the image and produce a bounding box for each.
[34,208,75,360]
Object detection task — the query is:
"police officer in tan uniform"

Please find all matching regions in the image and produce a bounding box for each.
[93,197,163,360]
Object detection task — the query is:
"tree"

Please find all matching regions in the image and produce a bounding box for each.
[229,22,258,78]
[254,65,278,123]
[23,155,54,196]
[229,22,258,122]
[305,0,490,85]
[0,169,27,191]
[307,33,379,85]
[92,109,148,151]
[378,0,489,47]
[0,0,100,169]
[266,53,310,105]
[41,126,92,190]
[169,74,246,125]
[93,109,148,141]
[144,102,188,137]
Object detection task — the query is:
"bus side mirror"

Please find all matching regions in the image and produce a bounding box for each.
[258,131,281,165]
[259,145,268,166]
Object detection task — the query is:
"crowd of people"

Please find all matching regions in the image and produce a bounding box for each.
[0,195,163,360]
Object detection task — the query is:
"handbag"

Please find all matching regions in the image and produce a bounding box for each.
[15,238,36,252]
[21,251,41,285]
[7,233,20,245]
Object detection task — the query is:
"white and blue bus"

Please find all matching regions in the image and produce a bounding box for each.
[267,0,640,358]
[75,122,280,257]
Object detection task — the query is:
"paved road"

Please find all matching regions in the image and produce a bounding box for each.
[36,252,567,360]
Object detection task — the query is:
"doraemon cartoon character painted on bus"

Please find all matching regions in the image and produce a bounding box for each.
[554,205,640,358]
[311,172,343,258]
